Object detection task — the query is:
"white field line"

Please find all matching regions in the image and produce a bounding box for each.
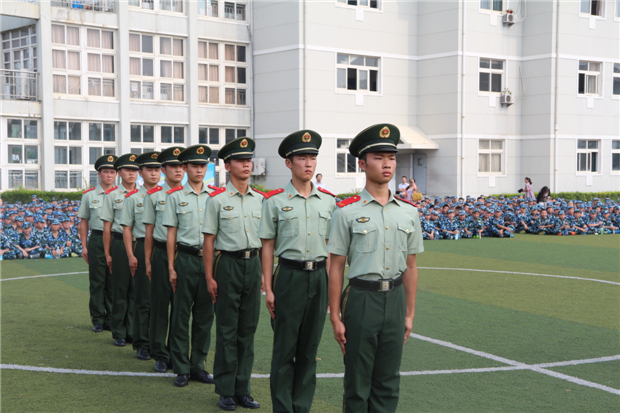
[411,333,620,396]
[0,271,87,282]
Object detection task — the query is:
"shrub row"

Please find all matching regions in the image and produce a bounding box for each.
[1,189,84,204]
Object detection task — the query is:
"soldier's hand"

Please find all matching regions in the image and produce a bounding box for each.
[332,320,346,355]
[129,256,138,276]
[23,251,29,258]
[106,255,113,274]
[261,275,265,294]
[145,263,152,281]
[404,317,414,344]
[207,278,217,303]
[265,290,276,319]
[169,269,178,293]
[82,247,89,264]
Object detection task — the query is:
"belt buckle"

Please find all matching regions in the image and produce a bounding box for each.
[197,249,203,257]
[379,280,391,292]
[243,250,251,260]
[303,260,317,271]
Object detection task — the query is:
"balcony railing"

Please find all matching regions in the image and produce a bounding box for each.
[51,0,115,12]
[1,70,39,101]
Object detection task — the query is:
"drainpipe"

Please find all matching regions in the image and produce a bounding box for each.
[460,0,467,197]
[553,0,560,192]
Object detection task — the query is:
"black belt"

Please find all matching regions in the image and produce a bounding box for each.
[349,275,403,292]
[112,232,123,240]
[177,243,202,257]
[154,239,167,250]
[219,249,258,260]
[92,229,103,236]
[280,257,326,272]
[135,237,144,242]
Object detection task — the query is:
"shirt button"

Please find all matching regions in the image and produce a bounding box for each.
[245,215,247,218]
[200,222,203,225]
[363,230,367,233]
[308,215,310,218]
[386,247,390,250]
[386,226,389,229]
[383,208,386,211]
[287,218,290,221]
[246,230,249,233]
[307,249,310,252]
[386,267,390,270]
[199,209,202,212]
[308,232,311,235]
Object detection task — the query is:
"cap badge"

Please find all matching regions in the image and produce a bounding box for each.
[151,153,158,159]
[380,126,390,138]
[197,147,205,155]
[302,132,311,143]
[240,139,248,148]
[173,148,181,156]
[129,155,136,162]
[107,156,114,162]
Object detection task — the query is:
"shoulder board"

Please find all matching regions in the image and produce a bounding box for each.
[104,186,118,195]
[395,196,417,208]
[209,187,227,197]
[147,186,163,195]
[337,196,361,208]
[251,187,268,197]
[166,185,183,195]
[208,184,220,191]
[82,187,95,194]
[318,187,337,198]
[264,188,285,199]
[125,188,139,198]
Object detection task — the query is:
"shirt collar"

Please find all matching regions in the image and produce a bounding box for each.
[360,188,400,207]
[96,184,105,194]
[183,181,209,195]
[226,181,255,197]
[285,181,321,200]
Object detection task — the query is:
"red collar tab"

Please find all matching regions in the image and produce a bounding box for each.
[125,188,139,198]
[251,187,268,197]
[337,195,361,208]
[147,186,163,195]
[82,187,95,194]
[104,186,118,195]
[395,196,417,207]
[209,187,227,197]
[208,184,220,191]
[166,185,183,194]
[317,187,337,197]
[264,188,285,199]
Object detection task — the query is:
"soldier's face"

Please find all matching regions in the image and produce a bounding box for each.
[51,224,60,231]
[541,211,548,218]
[98,168,117,185]
[184,163,207,183]
[163,165,184,184]
[140,166,161,186]
[360,152,396,184]
[226,158,253,180]
[119,168,138,184]
[286,154,317,183]
[24,227,31,235]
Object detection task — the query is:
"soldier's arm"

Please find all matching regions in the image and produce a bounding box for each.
[166,226,178,292]
[79,221,90,264]
[260,239,276,319]
[328,253,347,355]
[123,225,137,276]
[103,221,113,273]
[203,196,219,303]
[144,223,154,280]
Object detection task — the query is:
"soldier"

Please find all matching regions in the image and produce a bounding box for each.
[420,210,437,240]
[535,209,555,235]
[0,223,17,260]
[457,210,473,238]
[327,124,424,413]
[120,151,162,361]
[203,137,263,411]
[79,154,118,333]
[162,144,215,387]
[100,154,139,347]
[259,130,336,413]
[489,208,514,238]
[143,146,185,373]
[61,217,77,257]
[586,210,603,234]
[15,222,43,259]
[45,219,66,258]
[440,209,460,240]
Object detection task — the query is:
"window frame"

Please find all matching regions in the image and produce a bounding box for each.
[611,140,620,174]
[198,0,247,22]
[6,118,39,140]
[7,143,39,165]
[612,63,620,97]
[477,139,506,176]
[479,0,503,13]
[335,53,381,95]
[128,0,183,13]
[579,0,606,18]
[478,58,505,95]
[578,60,602,97]
[8,169,39,190]
[576,139,601,174]
[2,26,37,71]
[335,138,363,176]
[335,0,381,12]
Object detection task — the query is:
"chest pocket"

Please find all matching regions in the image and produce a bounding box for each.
[134,203,144,224]
[318,211,331,236]
[278,213,299,238]
[252,211,262,232]
[397,221,413,251]
[220,211,240,233]
[352,222,378,253]
[90,199,102,212]
[112,198,124,212]
[155,202,166,215]
[176,204,194,225]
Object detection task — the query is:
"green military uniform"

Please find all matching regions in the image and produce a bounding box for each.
[162,145,215,382]
[258,130,337,413]
[100,153,139,345]
[78,154,117,332]
[120,151,160,359]
[327,124,424,413]
[202,138,263,401]
[142,146,184,371]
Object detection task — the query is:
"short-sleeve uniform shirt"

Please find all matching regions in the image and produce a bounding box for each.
[100,186,134,234]
[119,186,148,238]
[77,184,107,231]
[142,183,171,243]
[202,182,263,251]
[162,182,213,248]
[258,181,336,261]
[328,189,424,281]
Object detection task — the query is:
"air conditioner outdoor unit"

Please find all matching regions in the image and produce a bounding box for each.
[503,13,516,26]
[500,93,514,106]
[251,158,266,176]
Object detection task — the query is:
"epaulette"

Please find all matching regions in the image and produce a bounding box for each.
[208,184,220,191]
[251,187,268,197]
[318,187,337,198]
[167,185,183,194]
[147,186,162,195]
[395,196,417,208]
[337,196,361,208]
[125,188,139,198]
[264,188,285,199]
[82,187,95,194]
[104,186,118,195]
[209,187,227,197]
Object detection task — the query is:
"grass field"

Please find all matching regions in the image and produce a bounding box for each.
[1,234,619,412]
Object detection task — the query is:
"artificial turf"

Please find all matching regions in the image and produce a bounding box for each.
[1,234,618,412]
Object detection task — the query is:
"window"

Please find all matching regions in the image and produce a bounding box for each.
[223,44,247,105]
[54,121,81,140]
[1,26,37,71]
[8,144,38,165]
[612,141,620,172]
[54,146,82,165]
[613,63,620,96]
[577,140,599,173]
[336,139,361,174]
[223,2,246,20]
[70,171,82,188]
[199,127,221,144]
[578,61,601,96]
[89,123,116,141]
[336,53,379,92]
[197,40,221,104]
[580,0,604,16]
[478,140,504,174]
[9,169,38,189]
[161,126,185,144]
[480,0,502,12]
[337,0,379,9]
[131,124,155,143]
[55,171,68,189]
[616,0,620,18]
[198,0,219,16]
[89,171,98,188]
[89,147,115,164]
[130,147,156,155]
[7,119,37,139]
[479,59,503,93]
[160,0,183,12]
[128,0,154,10]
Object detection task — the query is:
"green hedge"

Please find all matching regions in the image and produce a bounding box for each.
[491,192,620,202]
[0,189,84,204]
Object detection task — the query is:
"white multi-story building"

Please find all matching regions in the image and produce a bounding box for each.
[2,0,619,197]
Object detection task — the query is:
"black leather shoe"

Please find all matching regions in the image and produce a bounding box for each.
[174,374,189,387]
[92,325,104,333]
[154,359,169,373]
[114,338,126,347]
[126,337,134,344]
[103,325,111,331]
[190,370,214,384]
[137,347,151,360]
[220,396,237,411]
[235,395,260,409]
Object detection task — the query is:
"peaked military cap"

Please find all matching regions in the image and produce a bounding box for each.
[349,123,400,158]
[178,144,211,164]
[158,146,184,165]
[114,153,139,170]
[219,137,255,160]
[136,151,161,167]
[22,222,32,229]
[278,130,322,158]
[95,154,118,171]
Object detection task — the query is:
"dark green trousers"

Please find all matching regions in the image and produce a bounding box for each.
[270,264,328,413]
[132,239,150,350]
[170,251,214,375]
[110,237,134,341]
[341,283,406,413]
[87,231,113,328]
[213,253,261,396]
[149,243,174,363]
